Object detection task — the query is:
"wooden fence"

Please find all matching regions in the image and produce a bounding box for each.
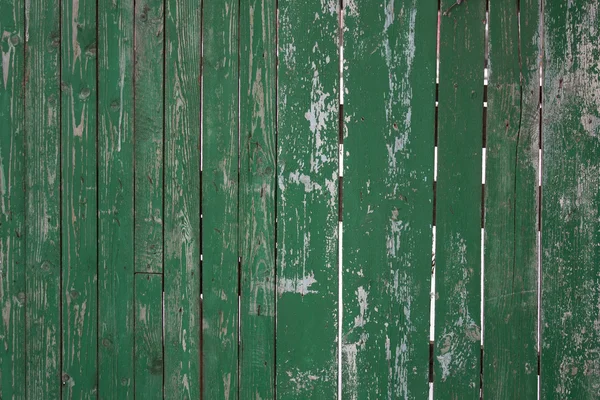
[1,0,599,398]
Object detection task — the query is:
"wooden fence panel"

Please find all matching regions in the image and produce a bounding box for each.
[97,0,135,396]
[201,0,240,398]
[342,0,437,398]
[276,0,339,398]
[0,0,25,397]
[24,0,61,397]
[483,0,540,397]
[542,0,600,398]
[434,0,485,398]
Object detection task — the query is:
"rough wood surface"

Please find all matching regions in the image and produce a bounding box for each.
[434,0,485,397]
[0,0,25,396]
[276,0,339,398]
[483,0,540,397]
[201,0,240,397]
[98,0,135,396]
[542,0,600,398]
[24,0,62,397]
[239,0,277,397]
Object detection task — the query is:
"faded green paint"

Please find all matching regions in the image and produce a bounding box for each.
[342,0,437,398]
[434,0,485,397]
[0,0,25,397]
[483,0,540,397]
[239,0,277,397]
[276,0,339,398]
[98,0,135,396]
[163,0,201,397]
[24,0,61,397]
[542,0,600,398]
[202,0,240,397]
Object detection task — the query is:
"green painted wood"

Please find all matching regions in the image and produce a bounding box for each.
[24,0,61,397]
[201,0,239,397]
[60,0,98,395]
[542,1,600,398]
[342,0,437,398]
[0,0,25,396]
[135,0,164,274]
[163,0,201,396]
[97,0,135,396]
[135,273,164,399]
[239,0,276,397]
[276,1,339,398]
[483,0,540,397]
[434,0,485,397]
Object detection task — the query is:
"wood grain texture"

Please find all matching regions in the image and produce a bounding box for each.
[342,0,437,398]
[239,0,276,397]
[163,0,201,396]
[276,0,339,398]
[60,0,98,395]
[134,0,164,274]
[483,0,540,397]
[201,0,239,398]
[0,0,25,396]
[134,273,164,399]
[97,0,135,396]
[542,0,600,398]
[434,0,485,397]
[24,0,62,397]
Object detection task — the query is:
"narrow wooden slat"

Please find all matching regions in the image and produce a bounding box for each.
[276,1,339,398]
[134,273,164,398]
[201,0,239,397]
[135,0,164,274]
[24,0,61,396]
[163,0,201,396]
[97,0,135,396]
[434,0,485,397]
[0,0,26,396]
[342,0,437,398]
[542,1,600,397]
[60,0,98,394]
[483,0,540,396]
[239,0,276,397]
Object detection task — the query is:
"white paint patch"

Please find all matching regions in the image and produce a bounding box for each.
[278,272,318,295]
[289,171,322,193]
[353,286,369,327]
[1,31,11,89]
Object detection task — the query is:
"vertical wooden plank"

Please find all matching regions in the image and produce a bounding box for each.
[135,0,164,274]
[276,0,339,398]
[434,0,485,397]
[202,0,239,397]
[24,0,61,396]
[342,0,437,398]
[542,1,600,397]
[135,273,164,398]
[60,0,98,394]
[483,0,540,397]
[97,0,134,396]
[0,0,25,396]
[239,0,276,397]
[163,0,201,396]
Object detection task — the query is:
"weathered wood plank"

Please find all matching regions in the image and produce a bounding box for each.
[541,1,600,398]
[60,0,98,395]
[163,0,201,396]
[201,0,239,397]
[483,0,540,397]
[97,0,135,396]
[0,0,25,396]
[24,0,61,396]
[434,0,485,397]
[239,0,276,397]
[135,0,164,274]
[342,0,437,398]
[276,1,339,398]
[134,273,164,398]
